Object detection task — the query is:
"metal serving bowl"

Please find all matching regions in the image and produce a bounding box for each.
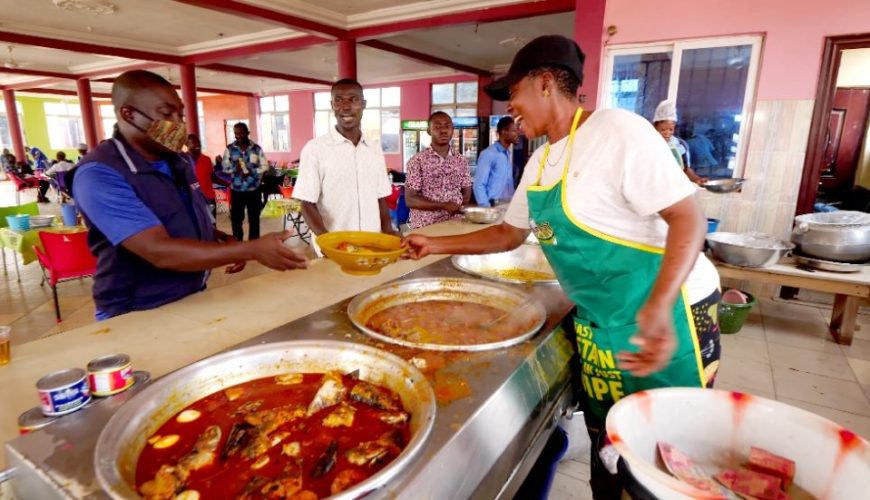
[94,340,436,499]
[702,178,746,194]
[347,277,547,351]
[461,206,503,224]
[706,231,793,268]
[451,244,558,285]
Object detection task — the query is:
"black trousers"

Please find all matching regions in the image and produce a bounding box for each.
[230,189,262,241]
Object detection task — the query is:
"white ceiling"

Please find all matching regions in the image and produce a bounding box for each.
[0,1,574,95]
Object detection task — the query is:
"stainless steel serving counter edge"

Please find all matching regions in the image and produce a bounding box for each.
[3,258,576,500]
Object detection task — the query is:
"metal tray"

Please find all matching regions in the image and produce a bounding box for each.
[94,341,435,500]
[451,245,558,285]
[795,254,866,273]
[347,277,547,351]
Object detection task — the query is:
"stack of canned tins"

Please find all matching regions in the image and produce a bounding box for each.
[18,354,137,434]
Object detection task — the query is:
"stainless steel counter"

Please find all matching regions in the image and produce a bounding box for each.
[3,258,576,499]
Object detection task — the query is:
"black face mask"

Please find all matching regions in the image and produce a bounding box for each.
[126,107,187,153]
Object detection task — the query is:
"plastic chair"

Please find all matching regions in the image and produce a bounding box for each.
[214,187,231,214]
[278,187,311,245]
[7,172,40,205]
[34,231,96,323]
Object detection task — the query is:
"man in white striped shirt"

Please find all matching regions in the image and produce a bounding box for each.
[294,79,396,242]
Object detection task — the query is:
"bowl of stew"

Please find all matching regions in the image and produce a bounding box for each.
[94,340,436,499]
[317,231,404,276]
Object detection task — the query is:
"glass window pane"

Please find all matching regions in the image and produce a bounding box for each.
[361,109,380,142]
[432,84,454,105]
[456,82,477,103]
[276,113,290,151]
[381,109,400,153]
[45,102,65,115]
[676,45,752,179]
[363,88,380,108]
[432,107,455,117]
[382,87,400,107]
[100,104,114,117]
[609,52,672,120]
[314,92,331,110]
[275,96,290,112]
[455,107,476,117]
[260,113,275,150]
[260,97,274,112]
[68,104,82,116]
[102,118,115,140]
[315,110,330,137]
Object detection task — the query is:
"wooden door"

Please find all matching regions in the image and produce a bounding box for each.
[819,87,870,194]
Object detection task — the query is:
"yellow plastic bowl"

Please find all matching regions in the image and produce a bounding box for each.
[317,231,403,276]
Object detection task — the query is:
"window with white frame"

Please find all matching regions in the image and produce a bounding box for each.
[197,101,206,150]
[314,87,401,153]
[99,103,115,140]
[259,96,289,152]
[45,102,84,149]
[602,36,762,179]
[431,82,478,117]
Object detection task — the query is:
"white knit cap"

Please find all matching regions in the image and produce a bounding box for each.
[653,100,677,122]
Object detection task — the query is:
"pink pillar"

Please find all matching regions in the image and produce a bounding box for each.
[477,75,493,117]
[337,39,357,80]
[76,79,99,149]
[180,63,199,137]
[574,0,607,110]
[2,89,25,161]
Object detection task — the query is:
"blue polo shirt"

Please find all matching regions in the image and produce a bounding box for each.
[473,142,514,206]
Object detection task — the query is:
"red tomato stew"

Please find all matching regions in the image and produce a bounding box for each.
[136,372,411,499]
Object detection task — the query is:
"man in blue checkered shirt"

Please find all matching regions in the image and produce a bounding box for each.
[222,122,269,240]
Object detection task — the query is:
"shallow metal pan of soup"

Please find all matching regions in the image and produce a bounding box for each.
[94,341,436,499]
[451,244,558,285]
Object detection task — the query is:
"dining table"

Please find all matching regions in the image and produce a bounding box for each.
[0,225,86,281]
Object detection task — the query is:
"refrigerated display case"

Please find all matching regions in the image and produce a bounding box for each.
[402,120,431,171]
[452,116,480,168]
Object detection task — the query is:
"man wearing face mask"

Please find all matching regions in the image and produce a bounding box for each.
[70,70,308,320]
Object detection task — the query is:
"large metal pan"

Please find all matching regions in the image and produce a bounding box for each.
[347,277,547,351]
[94,340,436,499]
[451,244,558,285]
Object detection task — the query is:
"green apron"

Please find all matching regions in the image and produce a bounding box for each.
[669,144,685,169]
[528,108,706,422]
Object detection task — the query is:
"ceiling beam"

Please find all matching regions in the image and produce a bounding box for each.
[172,0,347,39]
[16,88,112,99]
[93,77,256,97]
[348,0,575,39]
[75,62,166,80]
[0,30,181,64]
[4,77,70,91]
[182,35,331,65]
[202,63,332,86]
[360,40,489,77]
[0,67,77,79]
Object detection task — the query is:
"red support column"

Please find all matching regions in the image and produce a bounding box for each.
[2,89,25,162]
[180,63,199,137]
[574,0,607,111]
[477,75,493,117]
[337,39,357,80]
[76,79,99,149]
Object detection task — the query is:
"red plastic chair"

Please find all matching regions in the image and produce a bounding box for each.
[34,231,97,323]
[8,172,41,205]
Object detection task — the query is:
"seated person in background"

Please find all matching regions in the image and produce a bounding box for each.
[76,143,89,163]
[70,70,307,320]
[1,148,12,173]
[294,78,396,244]
[404,111,472,229]
[474,116,519,206]
[29,147,50,173]
[16,153,51,203]
[653,100,706,185]
[46,151,75,178]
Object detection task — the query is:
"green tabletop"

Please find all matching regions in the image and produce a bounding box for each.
[0,225,86,265]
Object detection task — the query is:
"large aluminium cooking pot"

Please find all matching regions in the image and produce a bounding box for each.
[94,340,436,499]
[791,211,870,263]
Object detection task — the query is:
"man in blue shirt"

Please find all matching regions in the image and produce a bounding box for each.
[222,122,269,241]
[473,116,519,206]
[71,70,307,319]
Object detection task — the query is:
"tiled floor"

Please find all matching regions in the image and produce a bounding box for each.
[4,179,870,499]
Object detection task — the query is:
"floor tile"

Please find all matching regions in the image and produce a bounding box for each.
[764,316,843,354]
[772,367,870,415]
[716,357,775,396]
[768,343,854,381]
[556,458,591,482]
[840,338,870,362]
[848,357,870,386]
[777,398,870,440]
[720,334,769,364]
[550,471,593,500]
[730,319,765,341]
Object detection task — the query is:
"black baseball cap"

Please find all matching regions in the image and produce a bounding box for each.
[485,35,586,101]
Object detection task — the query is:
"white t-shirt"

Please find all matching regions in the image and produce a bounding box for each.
[293,128,392,234]
[504,108,719,303]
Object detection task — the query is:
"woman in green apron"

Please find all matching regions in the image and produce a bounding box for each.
[403,35,721,498]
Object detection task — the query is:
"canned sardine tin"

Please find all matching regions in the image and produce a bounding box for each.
[36,368,91,416]
[87,354,133,397]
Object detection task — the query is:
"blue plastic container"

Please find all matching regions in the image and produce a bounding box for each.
[6,214,30,231]
[707,218,720,233]
[61,203,79,227]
